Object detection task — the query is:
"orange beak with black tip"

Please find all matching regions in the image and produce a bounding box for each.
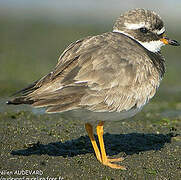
[160,34,180,46]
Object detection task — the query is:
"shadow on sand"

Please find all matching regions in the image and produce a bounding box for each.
[11,132,177,157]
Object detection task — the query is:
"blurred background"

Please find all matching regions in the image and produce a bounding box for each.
[0,2,180,178]
[0,0,181,103]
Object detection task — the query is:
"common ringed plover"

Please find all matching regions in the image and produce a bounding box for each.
[7,9,180,170]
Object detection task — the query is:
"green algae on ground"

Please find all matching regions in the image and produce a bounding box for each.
[0,105,180,179]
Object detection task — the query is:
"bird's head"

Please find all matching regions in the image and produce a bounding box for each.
[113,9,180,52]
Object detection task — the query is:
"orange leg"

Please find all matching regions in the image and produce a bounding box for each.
[85,122,126,170]
[97,121,126,170]
[85,123,102,162]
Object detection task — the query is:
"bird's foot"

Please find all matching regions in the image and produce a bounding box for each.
[102,157,126,170]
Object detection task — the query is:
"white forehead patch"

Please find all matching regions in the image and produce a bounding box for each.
[124,22,145,29]
[156,27,165,35]
[113,30,165,53]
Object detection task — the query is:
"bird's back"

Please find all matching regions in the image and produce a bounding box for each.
[8,32,165,115]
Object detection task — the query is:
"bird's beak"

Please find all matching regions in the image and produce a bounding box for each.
[160,34,180,46]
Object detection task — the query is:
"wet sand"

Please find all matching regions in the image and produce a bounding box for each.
[0,97,181,179]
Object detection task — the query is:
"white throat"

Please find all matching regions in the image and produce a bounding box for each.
[113,30,165,53]
[139,40,164,53]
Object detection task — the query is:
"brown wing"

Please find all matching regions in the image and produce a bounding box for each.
[8,32,162,113]
[7,37,90,106]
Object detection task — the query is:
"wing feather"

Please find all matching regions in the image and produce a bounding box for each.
[8,32,163,113]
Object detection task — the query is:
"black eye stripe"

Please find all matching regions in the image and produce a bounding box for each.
[140,27,148,33]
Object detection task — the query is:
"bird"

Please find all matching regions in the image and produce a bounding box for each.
[7,8,180,170]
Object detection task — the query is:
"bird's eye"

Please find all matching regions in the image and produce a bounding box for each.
[140,27,148,33]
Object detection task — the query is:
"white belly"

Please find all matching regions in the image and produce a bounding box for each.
[59,106,143,123]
